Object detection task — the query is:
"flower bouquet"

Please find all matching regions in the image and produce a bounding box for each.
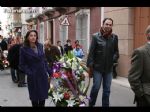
[48,51,90,107]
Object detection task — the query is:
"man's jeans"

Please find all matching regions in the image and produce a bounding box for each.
[89,70,112,107]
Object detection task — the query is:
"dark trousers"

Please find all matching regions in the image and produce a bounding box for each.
[31,100,45,107]
[0,60,4,70]
[135,95,150,107]
[17,69,25,85]
[10,68,18,83]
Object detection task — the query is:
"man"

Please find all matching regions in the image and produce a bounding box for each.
[0,35,8,51]
[64,39,73,55]
[57,40,64,56]
[44,40,61,68]
[87,18,119,107]
[128,25,150,106]
[7,37,26,87]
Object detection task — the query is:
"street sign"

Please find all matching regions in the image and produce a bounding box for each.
[60,17,70,26]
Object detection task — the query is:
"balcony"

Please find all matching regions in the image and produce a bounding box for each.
[53,7,69,14]
[43,8,55,18]
[35,13,46,21]
[11,22,22,28]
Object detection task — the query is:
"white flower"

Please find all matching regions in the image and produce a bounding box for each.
[52,92,63,103]
[79,95,85,101]
[79,103,86,107]
[50,84,54,89]
[62,63,67,67]
[66,99,76,107]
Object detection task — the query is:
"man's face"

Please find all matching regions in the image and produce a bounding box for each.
[103,19,113,31]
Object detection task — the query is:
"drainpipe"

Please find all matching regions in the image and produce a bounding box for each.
[101,7,104,26]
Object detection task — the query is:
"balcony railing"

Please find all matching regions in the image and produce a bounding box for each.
[12,22,22,27]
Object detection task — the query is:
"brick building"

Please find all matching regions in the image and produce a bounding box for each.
[24,7,150,78]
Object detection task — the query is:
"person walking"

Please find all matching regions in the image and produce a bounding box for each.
[86,18,119,107]
[128,25,150,106]
[7,38,18,83]
[19,30,52,107]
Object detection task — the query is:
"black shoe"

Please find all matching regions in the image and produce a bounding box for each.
[18,84,27,87]
[113,76,117,79]
[23,82,27,84]
[13,80,18,83]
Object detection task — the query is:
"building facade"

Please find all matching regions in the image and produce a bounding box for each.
[24,7,150,78]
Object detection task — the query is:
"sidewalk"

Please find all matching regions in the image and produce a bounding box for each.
[112,76,130,88]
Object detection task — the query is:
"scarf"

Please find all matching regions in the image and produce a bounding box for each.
[100,27,112,38]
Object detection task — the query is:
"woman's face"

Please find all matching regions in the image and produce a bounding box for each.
[28,32,37,44]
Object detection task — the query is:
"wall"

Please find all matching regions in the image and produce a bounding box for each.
[104,7,134,77]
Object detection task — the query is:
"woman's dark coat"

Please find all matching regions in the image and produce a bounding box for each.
[19,43,52,101]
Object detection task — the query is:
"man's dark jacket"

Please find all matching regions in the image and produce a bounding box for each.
[87,32,119,74]
[128,43,150,105]
[7,44,22,69]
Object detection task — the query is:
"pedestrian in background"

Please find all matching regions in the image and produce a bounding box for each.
[86,18,119,107]
[44,39,60,68]
[7,36,26,87]
[19,30,52,107]
[73,40,82,49]
[0,35,8,51]
[0,46,4,70]
[64,39,73,55]
[128,25,150,106]
[57,40,64,56]
[7,38,18,83]
[73,44,84,59]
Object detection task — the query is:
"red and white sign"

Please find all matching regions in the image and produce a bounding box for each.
[60,16,70,26]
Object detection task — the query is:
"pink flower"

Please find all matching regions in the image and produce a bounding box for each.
[53,72,61,78]
[64,92,70,100]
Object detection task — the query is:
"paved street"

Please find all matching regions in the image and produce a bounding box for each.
[0,69,135,107]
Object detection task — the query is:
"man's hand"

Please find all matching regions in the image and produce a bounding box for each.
[88,67,93,78]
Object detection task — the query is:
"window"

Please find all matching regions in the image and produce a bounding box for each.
[33,25,36,30]
[76,9,90,53]
[59,25,68,46]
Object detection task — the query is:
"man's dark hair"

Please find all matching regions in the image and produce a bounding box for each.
[66,39,71,43]
[103,18,113,25]
[24,30,38,47]
[57,40,61,44]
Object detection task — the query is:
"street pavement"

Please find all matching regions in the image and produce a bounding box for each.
[0,68,136,107]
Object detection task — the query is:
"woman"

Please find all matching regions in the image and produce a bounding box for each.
[19,30,52,107]
[44,40,60,68]
[73,44,84,59]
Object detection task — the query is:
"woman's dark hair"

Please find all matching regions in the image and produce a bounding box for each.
[103,18,113,25]
[24,30,38,47]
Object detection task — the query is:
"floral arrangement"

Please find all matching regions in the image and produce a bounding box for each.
[48,51,90,107]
